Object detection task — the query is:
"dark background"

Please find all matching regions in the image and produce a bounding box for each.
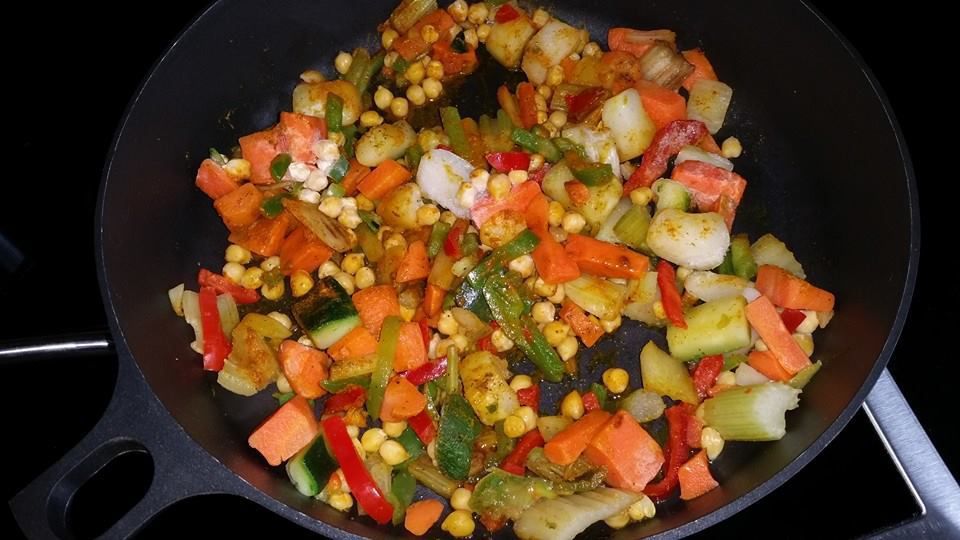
[1,1,953,538]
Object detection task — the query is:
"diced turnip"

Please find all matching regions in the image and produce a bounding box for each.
[646,209,730,269]
[486,16,536,69]
[687,79,733,135]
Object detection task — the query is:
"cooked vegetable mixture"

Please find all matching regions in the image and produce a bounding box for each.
[173,1,836,537]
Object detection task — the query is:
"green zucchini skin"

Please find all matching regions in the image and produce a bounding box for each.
[286,435,338,496]
[292,276,360,349]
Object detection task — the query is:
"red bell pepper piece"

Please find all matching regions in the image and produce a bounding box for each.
[198,268,260,304]
[780,308,807,334]
[418,319,432,348]
[500,429,544,475]
[407,410,437,444]
[198,286,230,371]
[404,357,448,386]
[529,163,550,184]
[321,416,394,524]
[485,151,531,173]
[624,120,708,193]
[692,355,724,400]
[565,87,608,123]
[494,3,520,23]
[656,260,687,329]
[444,221,466,258]
[582,391,601,412]
[516,384,540,413]
[644,403,694,500]
[323,386,366,414]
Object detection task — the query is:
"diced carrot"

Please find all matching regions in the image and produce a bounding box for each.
[681,49,718,92]
[564,234,650,279]
[559,301,604,347]
[239,127,281,185]
[526,193,550,235]
[599,50,645,94]
[214,182,264,230]
[395,321,428,372]
[327,326,378,363]
[747,350,792,382]
[671,160,747,211]
[532,231,581,285]
[396,240,431,283]
[678,450,719,501]
[228,212,292,257]
[564,181,590,206]
[745,296,812,375]
[560,56,578,80]
[471,180,542,227]
[351,285,401,337]
[279,227,333,275]
[404,499,444,536]
[247,395,319,466]
[380,376,427,422]
[607,28,656,59]
[393,10,456,61]
[195,159,239,199]
[423,283,446,318]
[279,112,327,162]
[698,132,722,154]
[431,40,479,77]
[755,265,836,312]
[357,160,413,201]
[278,340,330,399]
[543,410,611,466]
[497,84,523,128]
[634,80,686,131]
[517,82,538,129]
[584,410,664,492]
[341,159,371,196]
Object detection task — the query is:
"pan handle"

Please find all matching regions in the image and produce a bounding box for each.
[0,332,114,363]
[8,356,238,539]
[862,368,960,538]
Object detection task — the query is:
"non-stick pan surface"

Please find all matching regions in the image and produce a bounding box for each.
[11,0,918,538]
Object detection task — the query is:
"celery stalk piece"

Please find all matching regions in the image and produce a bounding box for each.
[789,360,822,389]
[702,383,801,441]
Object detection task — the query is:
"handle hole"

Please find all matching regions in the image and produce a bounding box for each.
[63,447,154,539]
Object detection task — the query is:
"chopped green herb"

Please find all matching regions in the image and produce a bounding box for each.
[270,153,292,182]
[328,156,350,182]
[272,391,295,405]
[359,209,382,232]
[261,194,288,218]
[209,147,228,165]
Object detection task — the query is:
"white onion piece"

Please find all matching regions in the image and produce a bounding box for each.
[685,271,752,302]
[522,20,583,85]
[168,283,185,317]
[601,88,655,160]
[416,149,473,218]
[735,362,771,386]
[560,125,621,179]
[675,145,734,171]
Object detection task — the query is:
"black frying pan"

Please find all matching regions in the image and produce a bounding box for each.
[9,0,920,537]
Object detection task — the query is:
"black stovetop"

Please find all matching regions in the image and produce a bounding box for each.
[2,2,955,538]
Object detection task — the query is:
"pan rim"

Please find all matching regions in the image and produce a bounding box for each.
[93,0,921,537]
